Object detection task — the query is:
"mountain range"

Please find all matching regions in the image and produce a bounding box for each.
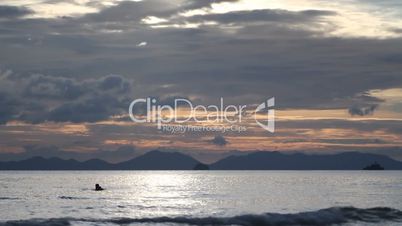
[1,150,402,170]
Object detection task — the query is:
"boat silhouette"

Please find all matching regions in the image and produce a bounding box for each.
[363,162,384,170]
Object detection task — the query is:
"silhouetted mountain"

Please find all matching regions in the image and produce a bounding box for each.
[0,151,201,170]
[193,163,210,170]
[81,159,114,170]
[1,151,402,170]
[0,156,113,170]
[117,150,200,170]
[210,151,402,170]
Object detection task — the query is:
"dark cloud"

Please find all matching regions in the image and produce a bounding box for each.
[47,95,119,123]
[388,27,402,34]
[382,53,402,64]
[0,72,133,123]
[210,135,228,146]
[317,138,386,145]
[0,5,32,18]
[0,92,19,124]
[22,74,85,100]
[182,0,239,10]
[348,105,378,116]
[99,74,130,92]
[185,9,335,24]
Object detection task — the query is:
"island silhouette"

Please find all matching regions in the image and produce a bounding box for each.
[1,150,402,170]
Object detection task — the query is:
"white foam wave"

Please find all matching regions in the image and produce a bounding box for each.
[1,206,401,226]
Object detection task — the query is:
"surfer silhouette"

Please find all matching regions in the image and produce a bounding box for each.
[95,184,104,191]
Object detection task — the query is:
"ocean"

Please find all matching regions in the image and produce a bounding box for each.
[0,171,402,225]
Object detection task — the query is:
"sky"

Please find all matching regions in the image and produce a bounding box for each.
[0,0,402,163]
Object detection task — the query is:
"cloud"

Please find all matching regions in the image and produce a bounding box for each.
[137,42,147,47]
[98,74,130,92]
[185,9,335,24]
[182,0,239,11]
[210,135,228,146]
[47,95,120,123]
[388,27,402,35]
[0,92,19,124]
[0,5,32,18]
[80,0,239,23]
[22,74,85,100]
[317,138,386,145]
[348,105,378,116]
[0,72,133,123]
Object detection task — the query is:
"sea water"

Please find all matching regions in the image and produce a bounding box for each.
[0,171,402,225]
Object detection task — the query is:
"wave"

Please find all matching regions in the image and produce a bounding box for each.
[0,197,19,200]
[58,196,89,200]
[1,206,402,226]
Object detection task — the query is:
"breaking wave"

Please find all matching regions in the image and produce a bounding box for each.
[1,206,402,226]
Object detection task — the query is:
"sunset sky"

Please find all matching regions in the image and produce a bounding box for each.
[1,0,402,163]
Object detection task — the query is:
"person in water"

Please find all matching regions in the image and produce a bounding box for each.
[95,184,104,191]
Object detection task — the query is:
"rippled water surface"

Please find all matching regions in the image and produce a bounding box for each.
[1,171,402,225]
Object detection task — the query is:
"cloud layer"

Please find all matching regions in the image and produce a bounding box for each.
[0,0,401,160]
